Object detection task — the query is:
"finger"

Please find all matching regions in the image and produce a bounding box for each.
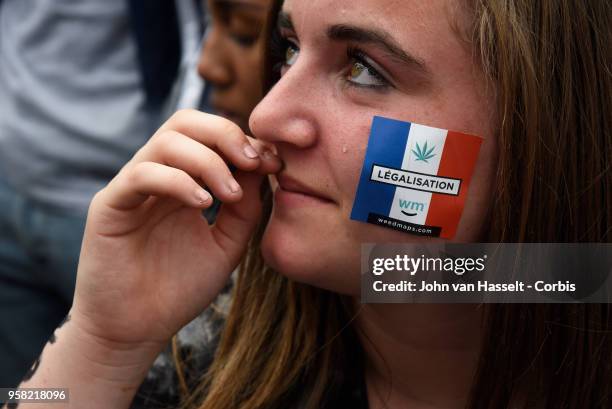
[212,171,265,260]
[102,161,214,210]
[156,109,282,172]
[139,130,247,203]
[246,136,283,175]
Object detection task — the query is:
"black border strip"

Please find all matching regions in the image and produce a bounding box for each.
[367,212,442,237]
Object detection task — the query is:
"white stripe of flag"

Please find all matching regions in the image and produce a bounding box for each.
[389,123,448,225]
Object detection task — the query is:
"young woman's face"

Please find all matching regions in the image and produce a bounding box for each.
[249,0,498,295]
[198,0,272,132]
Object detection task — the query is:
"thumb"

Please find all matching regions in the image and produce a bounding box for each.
[211,170,265,263]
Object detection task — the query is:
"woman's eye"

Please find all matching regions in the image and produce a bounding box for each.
[284,42,299,66]
[229,33,258,47]
[347,60,387,88]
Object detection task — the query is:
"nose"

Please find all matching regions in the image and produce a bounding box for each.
[249,61,318,149]
[197,26,232,88]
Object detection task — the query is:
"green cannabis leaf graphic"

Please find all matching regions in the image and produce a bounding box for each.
[412,141,436,163]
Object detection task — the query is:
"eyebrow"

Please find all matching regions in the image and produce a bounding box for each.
[328,25,429,74]
[277,12,430,77]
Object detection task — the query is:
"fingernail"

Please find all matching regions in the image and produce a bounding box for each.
[243,144,259,159]
[195,189,212,204]
[262,149,276,159]
[228,178,241,194]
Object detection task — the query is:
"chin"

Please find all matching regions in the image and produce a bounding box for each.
[260,217,361,296]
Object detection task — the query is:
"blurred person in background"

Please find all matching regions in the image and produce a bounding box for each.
[0,0,204,388]
[200,0,271,133]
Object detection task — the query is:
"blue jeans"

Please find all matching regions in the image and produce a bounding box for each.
[0,177,86,387]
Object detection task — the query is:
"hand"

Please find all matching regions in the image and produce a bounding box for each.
[70,109,281,355]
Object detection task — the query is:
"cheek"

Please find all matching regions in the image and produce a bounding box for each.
[321,114,374,210]
[454,133,498,241]
[328,101,497,243]
[234,50,264,106]
[260,212,362,295]
[334,149,367,211]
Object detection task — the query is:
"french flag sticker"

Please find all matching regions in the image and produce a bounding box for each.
[350,116,483,239]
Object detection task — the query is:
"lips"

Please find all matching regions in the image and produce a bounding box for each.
[276,173,335,204]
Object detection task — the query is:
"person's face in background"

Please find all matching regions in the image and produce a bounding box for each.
[198,0,271,132]
[250,0,498,295]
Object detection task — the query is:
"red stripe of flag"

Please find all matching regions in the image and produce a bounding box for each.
[425,130,482,238]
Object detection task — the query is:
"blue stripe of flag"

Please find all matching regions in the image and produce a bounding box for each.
[350,116,410,222]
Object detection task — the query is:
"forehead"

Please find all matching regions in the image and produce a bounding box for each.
[282,0,470,53]
[284,0,460,22]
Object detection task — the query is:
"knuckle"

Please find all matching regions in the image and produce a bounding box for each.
[208,151,226,168]
[128,161,151,185]
[151,129,178,147]
[168,167,189,187]
[209,156,232,179]
[170,108,197,125]
[218,118,244,142]
[89,189,104,208]
[87,188,108,216]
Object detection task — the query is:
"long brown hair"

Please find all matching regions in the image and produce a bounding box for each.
[181,0,611,408]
